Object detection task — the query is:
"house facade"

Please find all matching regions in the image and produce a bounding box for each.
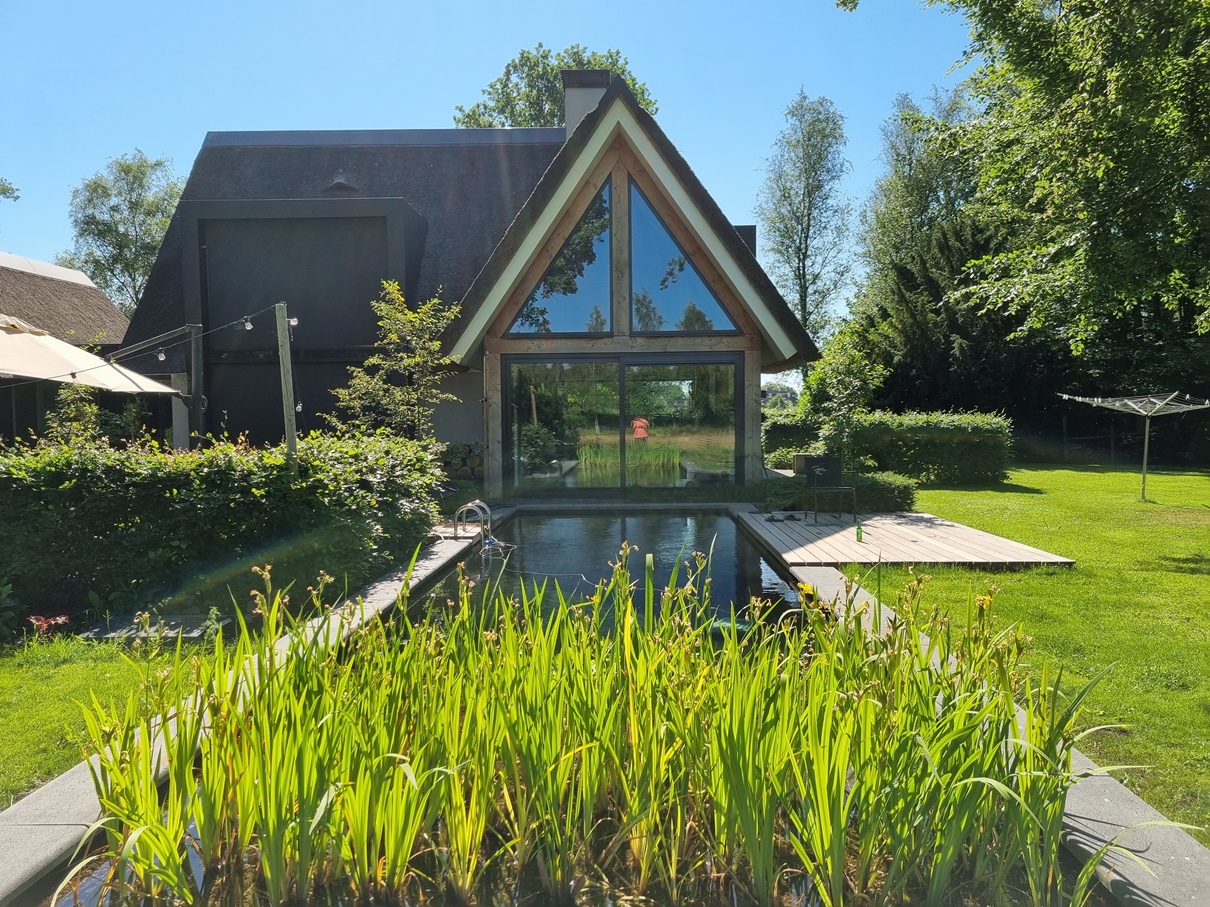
[123,72,817,496]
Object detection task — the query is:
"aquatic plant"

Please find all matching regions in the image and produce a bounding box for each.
[60,553,1117,907]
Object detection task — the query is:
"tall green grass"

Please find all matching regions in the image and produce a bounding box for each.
[63,555,1111,906]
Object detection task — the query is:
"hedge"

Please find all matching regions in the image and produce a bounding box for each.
[850,411,1013,485]
[0,432,443,619]
[751,471,917,513]
[761,410,817,454]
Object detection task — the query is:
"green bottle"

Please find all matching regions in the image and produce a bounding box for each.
[856,520,864,543]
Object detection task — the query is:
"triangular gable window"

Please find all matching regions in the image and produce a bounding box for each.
[630,183,737,333]
[508,179,612,335]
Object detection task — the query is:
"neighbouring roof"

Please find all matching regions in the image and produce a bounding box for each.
[0,251,128,345]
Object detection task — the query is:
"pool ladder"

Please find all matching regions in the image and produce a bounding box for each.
[453,500,492,542]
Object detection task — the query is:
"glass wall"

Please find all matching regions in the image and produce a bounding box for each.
[630,183,737,333]
[508,361,620,490]
[508,180,611,335]
[506,357,738,492]
[625,363,736,488]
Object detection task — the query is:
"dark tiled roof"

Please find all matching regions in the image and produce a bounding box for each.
[125,130,565,371]
[0,255,127,344]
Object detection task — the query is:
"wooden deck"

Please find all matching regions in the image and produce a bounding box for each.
[738,510,1074,568]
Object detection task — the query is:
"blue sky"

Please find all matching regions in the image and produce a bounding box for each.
[0,0,972,269]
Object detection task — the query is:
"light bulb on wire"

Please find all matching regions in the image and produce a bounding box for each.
[155,348,166,362]
[242,317,253,331]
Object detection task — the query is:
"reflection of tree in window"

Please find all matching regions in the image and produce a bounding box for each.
[660,256,686,290]
[510,182,611,334]
[585,305,606,332]
[632,289,665,331]
[677,302,714,331]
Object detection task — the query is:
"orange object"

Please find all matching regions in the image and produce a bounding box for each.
[631,416,649,441]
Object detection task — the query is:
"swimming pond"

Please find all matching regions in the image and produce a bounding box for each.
[417,510,800,619]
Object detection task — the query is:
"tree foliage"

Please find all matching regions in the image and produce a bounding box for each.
[329,280,460,440]
[847,91,1074,419]
[839,0,1210,398]
[454,43,657,128]
[0,178,17,202]
[754,91,852,339]
[60,150,182,317]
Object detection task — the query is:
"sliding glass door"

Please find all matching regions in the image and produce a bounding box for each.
[624,363,736,488]
[505,356,739,493]
[508,360,620,491]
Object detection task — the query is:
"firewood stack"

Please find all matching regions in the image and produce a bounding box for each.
[440,442,486,481]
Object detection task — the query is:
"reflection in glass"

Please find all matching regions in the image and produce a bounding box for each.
[630,184,737,333]
[508,361,620,490]
[625,363,736,488]
[509,180,611,334]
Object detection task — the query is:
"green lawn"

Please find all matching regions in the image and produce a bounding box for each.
[0,635,177,808]
[858,465,1210,844]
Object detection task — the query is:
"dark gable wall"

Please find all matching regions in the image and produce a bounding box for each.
[200,214,392,441]
[203,216,388,353]
[124,134,564,442]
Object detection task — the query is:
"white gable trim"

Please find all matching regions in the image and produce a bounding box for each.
[451,98,799,364]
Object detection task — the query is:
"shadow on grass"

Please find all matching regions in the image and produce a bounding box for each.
[1151,554,1210,576]
[921,481,1045,494]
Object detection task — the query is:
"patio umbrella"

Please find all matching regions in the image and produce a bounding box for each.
[0,313,178,395]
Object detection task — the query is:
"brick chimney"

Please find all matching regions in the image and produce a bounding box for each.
[562,70,612,138]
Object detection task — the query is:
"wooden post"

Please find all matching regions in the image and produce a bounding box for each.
[275,303,298,475]
[188,324,204,439]
[743,350,762,484]
[484,353,503,498]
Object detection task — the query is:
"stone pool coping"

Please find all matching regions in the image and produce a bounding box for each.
[1,501,1205,906]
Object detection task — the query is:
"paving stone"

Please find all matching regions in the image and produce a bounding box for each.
[0,823,91,905]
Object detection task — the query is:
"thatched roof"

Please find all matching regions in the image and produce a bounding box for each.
[0,252,128,344]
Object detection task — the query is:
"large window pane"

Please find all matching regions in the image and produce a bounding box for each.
[625,363,736,488]
[630,184,737,334]
[508,361,620,490]
[508,180,611,335]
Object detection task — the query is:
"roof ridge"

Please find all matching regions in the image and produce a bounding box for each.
[0,251,97,288]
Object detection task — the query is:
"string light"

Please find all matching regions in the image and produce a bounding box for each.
[242,317,253,331]
[155,348,166,361]
[288,318,299,327]
[295,402,303,413]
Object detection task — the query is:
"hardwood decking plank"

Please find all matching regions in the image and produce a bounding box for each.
[740,510,1073,568]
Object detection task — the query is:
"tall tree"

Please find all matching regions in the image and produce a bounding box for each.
[454,43,657,128]
[59,150,183,317]
[849,90,1072,420]
[754,91,852,339]
[839,0,1210,396]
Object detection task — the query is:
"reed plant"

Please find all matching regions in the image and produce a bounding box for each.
[61,549,1119,907]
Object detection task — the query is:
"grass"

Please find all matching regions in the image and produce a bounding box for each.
[855,463,1210,845]
[0,633,180,808]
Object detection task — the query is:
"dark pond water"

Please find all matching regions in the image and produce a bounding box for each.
[419,511,801,622]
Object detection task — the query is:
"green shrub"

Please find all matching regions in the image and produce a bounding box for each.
[519,423,558,471]
[752,471,916,513]
[849,411,1013,485]
[0,431,442,617]
[761,410,818,453]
